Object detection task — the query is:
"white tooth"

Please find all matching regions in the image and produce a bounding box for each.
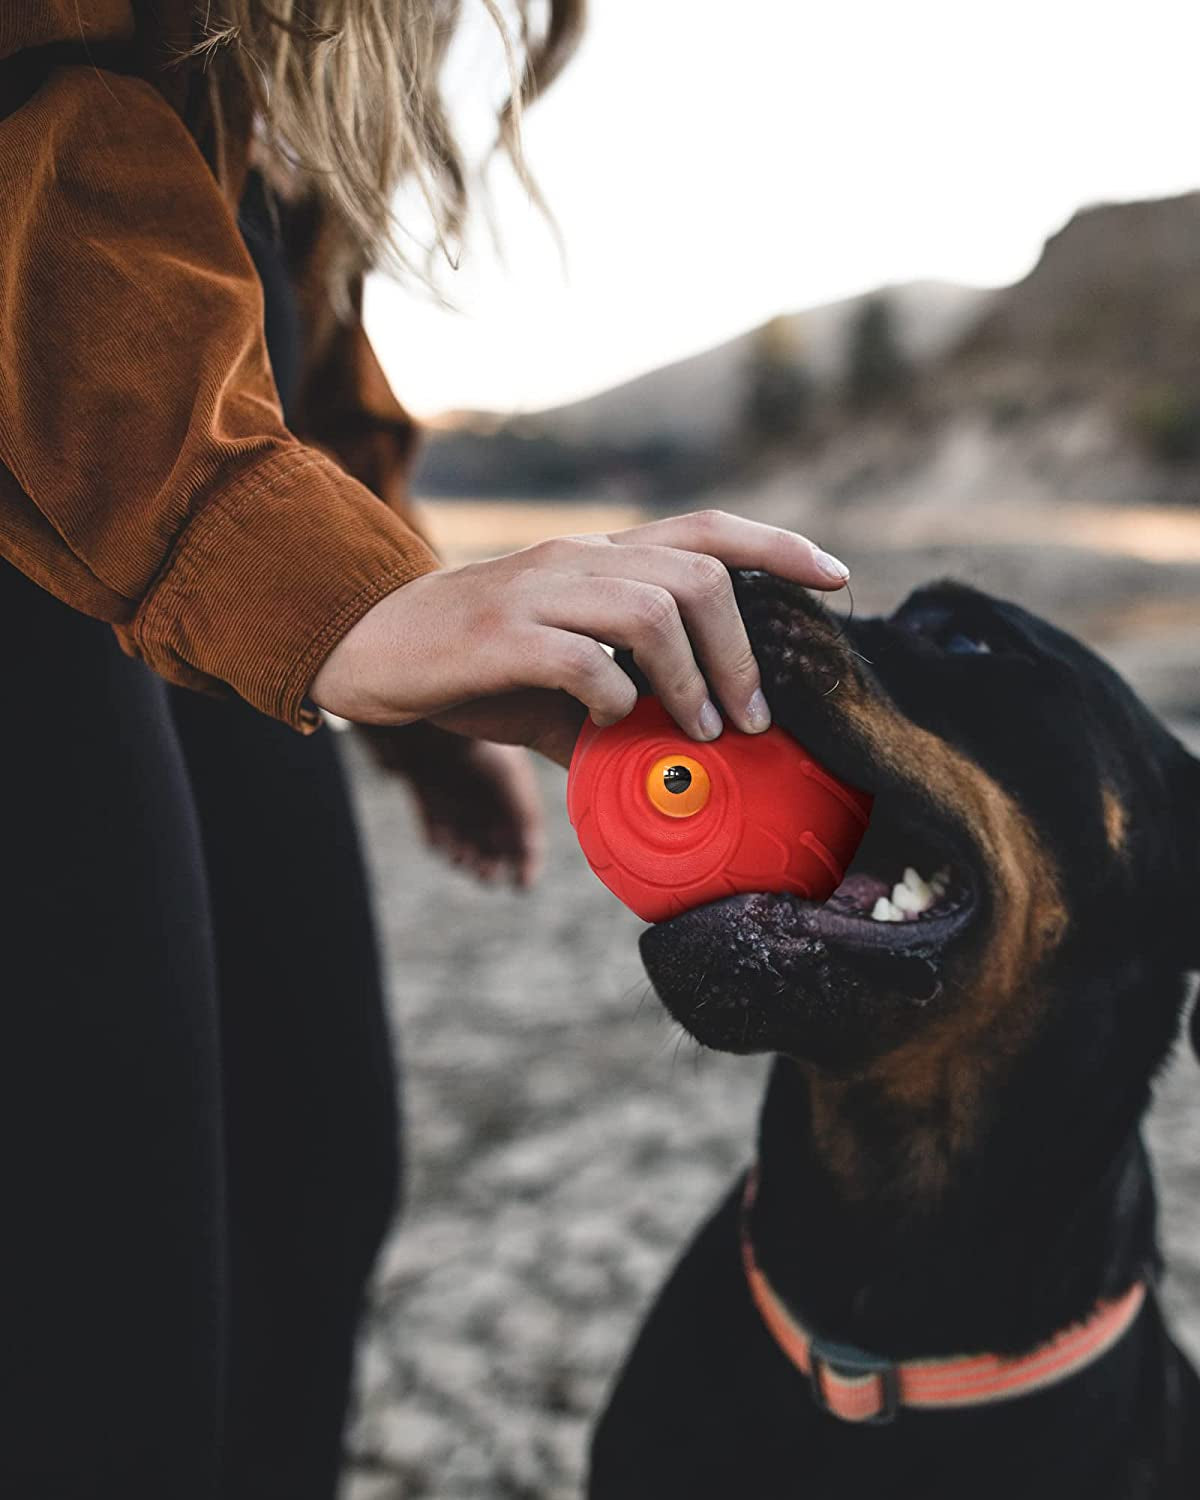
[896,871,934,913]
[891,884,926,916]
[871,897,903,922]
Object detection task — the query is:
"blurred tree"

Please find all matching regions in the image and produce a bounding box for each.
[844,294,912,411]
[741,316,814,449]
[1128,384,1200,465]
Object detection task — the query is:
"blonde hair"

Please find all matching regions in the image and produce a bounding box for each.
[192,1,584,301]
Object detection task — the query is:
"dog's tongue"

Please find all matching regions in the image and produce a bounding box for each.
[825,872,889,914]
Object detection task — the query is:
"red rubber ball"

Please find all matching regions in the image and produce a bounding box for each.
[567,697,873,923]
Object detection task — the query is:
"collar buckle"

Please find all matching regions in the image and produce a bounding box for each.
[808,1335,901,1425]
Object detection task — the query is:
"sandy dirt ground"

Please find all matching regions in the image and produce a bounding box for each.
[341,740,763,1500]
[340,503,1200,1500]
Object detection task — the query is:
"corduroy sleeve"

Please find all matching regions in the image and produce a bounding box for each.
[0,64,438,729]
[295,294,436,550]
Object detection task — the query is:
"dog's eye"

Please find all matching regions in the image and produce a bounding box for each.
[646,755,711,818]
[898,605,993,656]
[945,632,991,655]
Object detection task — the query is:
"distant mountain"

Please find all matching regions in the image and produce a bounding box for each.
[419,191,1200,506]
[510,280,990,449]
[744,190,1200,527]
[951,192,1200,389]
[417,280,990,495]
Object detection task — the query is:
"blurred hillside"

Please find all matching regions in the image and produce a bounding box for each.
[415,281,988,499]
[416,191,1200,510]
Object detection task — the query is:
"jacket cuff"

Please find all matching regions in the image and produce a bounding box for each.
[129,444,439,730]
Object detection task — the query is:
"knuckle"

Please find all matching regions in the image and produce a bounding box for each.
[663,664,706,707]
[724,643,760,685]
[689,507,729,542]
[556,635,605,688]
[504,567,540,608]
[685,551,731,599]
[633,585,679,635]
[528,536,573,566]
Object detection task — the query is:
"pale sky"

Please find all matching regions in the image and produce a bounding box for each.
[365,0,1200,420]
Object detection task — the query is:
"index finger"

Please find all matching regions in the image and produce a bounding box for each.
[605,510,850,590]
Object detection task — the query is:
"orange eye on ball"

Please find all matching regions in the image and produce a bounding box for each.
[646,754,711,817]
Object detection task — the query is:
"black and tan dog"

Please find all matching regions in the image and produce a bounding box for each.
[589,573,1200,1500]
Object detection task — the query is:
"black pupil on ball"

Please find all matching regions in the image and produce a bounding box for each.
[663,765,692,795]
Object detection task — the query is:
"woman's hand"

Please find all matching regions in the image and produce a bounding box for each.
[310,510,849,765]
[359,724,545,886]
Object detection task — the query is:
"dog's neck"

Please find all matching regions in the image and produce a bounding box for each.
[747,964,1181,1361]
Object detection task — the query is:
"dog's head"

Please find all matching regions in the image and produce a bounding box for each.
[640,574,1199,1103]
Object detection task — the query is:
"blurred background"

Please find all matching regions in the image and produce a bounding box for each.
[343,2,1200,1494]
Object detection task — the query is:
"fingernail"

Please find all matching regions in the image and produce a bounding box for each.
[697,699,723,740]
[744,688,771,732]
[814,547,850,582]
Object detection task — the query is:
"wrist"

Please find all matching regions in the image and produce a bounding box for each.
[307,569,442,724]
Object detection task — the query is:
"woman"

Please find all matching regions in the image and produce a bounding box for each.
[0,4,850,1497]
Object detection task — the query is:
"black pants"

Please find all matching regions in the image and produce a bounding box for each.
[0,558,399,1499]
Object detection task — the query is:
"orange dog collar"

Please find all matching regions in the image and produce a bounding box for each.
[740,1172,1146,1425]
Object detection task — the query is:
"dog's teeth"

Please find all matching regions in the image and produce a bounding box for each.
[891,883,919,913]
[897,868,934,913]
[871,897,904,922]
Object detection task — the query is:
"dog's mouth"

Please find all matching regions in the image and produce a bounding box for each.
[802,800,978,954]
[638,786,982,1063]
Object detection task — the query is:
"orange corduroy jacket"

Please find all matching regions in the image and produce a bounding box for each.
[0,1,440,730]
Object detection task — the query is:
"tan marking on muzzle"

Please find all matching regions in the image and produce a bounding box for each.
[803,691,1068,1202]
